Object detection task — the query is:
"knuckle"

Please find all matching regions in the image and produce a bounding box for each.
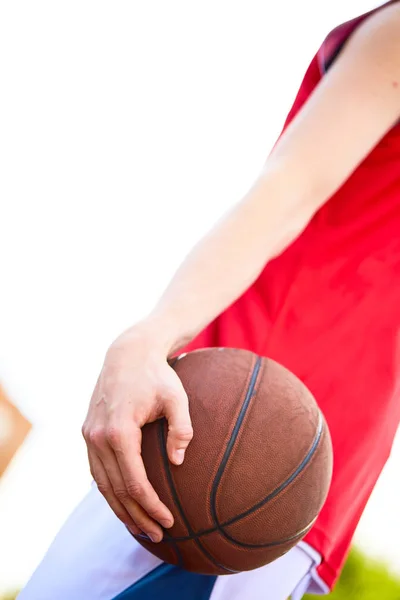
[173,425,193,442]
[88,427,106,448]
[125,480,145,499]
[114,487,131,503]
[105,425,122,448]
[162,385,184,403]
[147,501,167,521]
[97,482,111,497]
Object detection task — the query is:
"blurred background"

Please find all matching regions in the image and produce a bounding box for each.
[1,1,399,597]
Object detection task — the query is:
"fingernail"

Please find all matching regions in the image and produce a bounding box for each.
[174,449,185,465]
[148,532,161,543]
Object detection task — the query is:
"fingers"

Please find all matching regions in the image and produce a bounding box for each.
[87,427,170,542]
[164,381,193,466]
[87,449,141,536]
[82,352,192,541]
[109,424,175,532]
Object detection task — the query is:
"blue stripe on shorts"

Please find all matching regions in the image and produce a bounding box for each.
[112,563,217,600]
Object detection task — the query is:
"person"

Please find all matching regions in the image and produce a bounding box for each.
[18,1,400,598]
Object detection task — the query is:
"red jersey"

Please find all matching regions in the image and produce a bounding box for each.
[181,1,400,589]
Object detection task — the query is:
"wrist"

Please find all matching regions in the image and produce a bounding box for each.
[133,314,191,357]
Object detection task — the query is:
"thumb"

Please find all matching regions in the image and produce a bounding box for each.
[164,385,193,466]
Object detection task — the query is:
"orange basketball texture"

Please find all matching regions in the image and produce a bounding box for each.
[136,348,333,575]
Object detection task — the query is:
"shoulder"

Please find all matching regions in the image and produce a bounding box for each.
[265,1,400,216]
[318,1,400,74]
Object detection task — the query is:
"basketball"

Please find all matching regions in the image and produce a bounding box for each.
[136,348,333,575]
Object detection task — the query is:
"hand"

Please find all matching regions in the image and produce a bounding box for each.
[82,324,193,542]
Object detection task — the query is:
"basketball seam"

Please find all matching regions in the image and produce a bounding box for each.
[197,516,318,554]
[157,420,239,573]
[136,516,316,547]
[220,411,324,527]
[212,412,325,548]
[214,380,324,526]
[208,355,263,525]
[136,353,326,561]
[136,408,325,547]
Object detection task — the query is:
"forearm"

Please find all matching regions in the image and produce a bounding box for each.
[143,165,318,355]
[137,4,400,357]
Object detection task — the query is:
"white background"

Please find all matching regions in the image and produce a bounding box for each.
[0,0,398,592]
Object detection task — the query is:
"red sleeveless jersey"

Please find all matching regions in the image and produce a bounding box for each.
[180,0,400,589]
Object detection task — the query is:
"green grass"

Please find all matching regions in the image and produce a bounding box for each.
[304,548,400,599]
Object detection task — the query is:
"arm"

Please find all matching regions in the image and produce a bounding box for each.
[83,3,400,542]
[147,3,400,355]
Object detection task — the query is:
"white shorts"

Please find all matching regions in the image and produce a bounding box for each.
[18,484,329,600]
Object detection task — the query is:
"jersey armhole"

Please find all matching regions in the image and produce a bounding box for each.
[318,0,399,75]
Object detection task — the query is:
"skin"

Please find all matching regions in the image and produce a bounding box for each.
[82,4,400,543]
